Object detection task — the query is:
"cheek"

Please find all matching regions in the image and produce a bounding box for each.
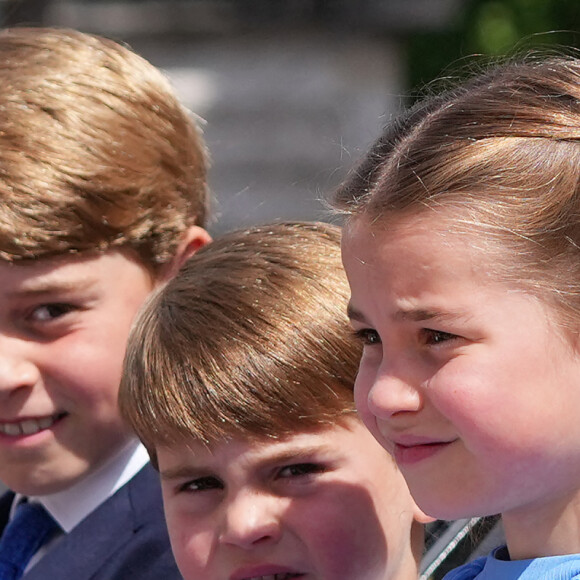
[427,358,496,421]
[353,360,377,421]
[430,361,533,455]
[166,511,210,577]
[353,365,392,450]
[293,494,389,578]
[46,326,131,402]
[353,374,371,418]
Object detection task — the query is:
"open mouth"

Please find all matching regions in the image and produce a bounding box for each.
[0,413,67,436]
[243,575,303,580]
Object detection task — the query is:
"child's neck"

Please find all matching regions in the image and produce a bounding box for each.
[503,490,580,560]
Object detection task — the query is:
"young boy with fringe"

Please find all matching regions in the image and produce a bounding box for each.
[0,27,211,580]
[120,221,431,580]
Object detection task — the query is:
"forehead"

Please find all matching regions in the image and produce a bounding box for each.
[341,213,519,323]
[158,428,340,466]
[0,250,151,292]
[157,421,395,472]
[342,213,484,277]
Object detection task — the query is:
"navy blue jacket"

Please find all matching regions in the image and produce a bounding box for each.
[0,464,182,579]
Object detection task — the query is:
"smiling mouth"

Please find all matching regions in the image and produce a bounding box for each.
[393,439,455,465]
[0,413,67,436]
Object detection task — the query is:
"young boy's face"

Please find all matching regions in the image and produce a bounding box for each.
[158,419,424,580]
[0,250,156,495]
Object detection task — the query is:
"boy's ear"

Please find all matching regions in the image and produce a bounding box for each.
[159,225,211,282]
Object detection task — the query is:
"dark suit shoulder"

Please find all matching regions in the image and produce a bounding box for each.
[24,464,182,580]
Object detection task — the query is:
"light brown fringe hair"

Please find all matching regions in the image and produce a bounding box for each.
[0,27,209,272]
[334,54,580,331]
[119,221,361,465]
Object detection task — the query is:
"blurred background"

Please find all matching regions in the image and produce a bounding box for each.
[1,0,578,235]
[0,1,578,576]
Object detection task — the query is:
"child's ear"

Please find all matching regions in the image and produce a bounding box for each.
[413,503,436,525]
[159,225,212,282]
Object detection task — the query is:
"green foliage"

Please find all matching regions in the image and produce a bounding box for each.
[406,0,580,96]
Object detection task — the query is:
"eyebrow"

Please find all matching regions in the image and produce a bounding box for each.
[257,444,330,466]
[160,465,208,482]
[160,443,332,482]
[346,303,367,323]
[7,277,94,299]
[347,303,467,325]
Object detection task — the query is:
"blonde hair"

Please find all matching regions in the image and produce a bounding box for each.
[0,27,209,271]
[119,221,360,463]
[335,55,580,328]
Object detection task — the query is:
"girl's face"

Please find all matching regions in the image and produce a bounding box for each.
[157,420,425,580]
[342,216,580,542]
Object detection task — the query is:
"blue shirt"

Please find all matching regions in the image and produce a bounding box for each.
[444,547,580,579]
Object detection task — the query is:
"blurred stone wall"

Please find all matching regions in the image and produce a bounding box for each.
[130,31,402,234]
[44,0,413,234]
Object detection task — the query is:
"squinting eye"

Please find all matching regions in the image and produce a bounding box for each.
[278,463,324,479]
[421,329,458,345]
[180,476,223,493]
[353,328,381,345]
[30,303,76,322]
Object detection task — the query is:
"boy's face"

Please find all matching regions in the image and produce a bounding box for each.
[158,420,423,580]
[0,250,156,495]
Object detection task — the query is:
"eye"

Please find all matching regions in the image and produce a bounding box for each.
[179,476,223,493]
[420,329,458,346]
[277,463,325,479]
[29,303,76,323]
[353,328,381,346]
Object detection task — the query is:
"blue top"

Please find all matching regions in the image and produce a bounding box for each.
[443,547,580,579]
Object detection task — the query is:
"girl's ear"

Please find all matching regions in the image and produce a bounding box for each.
[158,225,212,282]
[409,502,436,569]
[413,503,436,525]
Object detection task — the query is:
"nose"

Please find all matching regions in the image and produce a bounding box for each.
[219,490,282,550]
[0,340,41,397]
[365,361,423,419]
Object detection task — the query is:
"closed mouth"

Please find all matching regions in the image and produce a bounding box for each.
[392,438,456,465]
[0,413,67,436]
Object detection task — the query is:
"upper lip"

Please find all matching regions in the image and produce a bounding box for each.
[229,564,304,580]
[390,434,457,447]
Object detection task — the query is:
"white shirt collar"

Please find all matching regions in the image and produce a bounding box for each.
[17,439,150,533]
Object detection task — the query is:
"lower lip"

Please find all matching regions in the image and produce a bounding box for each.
[393,441,452,465]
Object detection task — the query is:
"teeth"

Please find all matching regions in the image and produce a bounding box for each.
[38,417,54,429]
[0,415,60,436]
[2,423,22,436]
[20,420,40,435]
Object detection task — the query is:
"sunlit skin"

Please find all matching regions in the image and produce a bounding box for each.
[0,250,158,495]
[0,226,209,497]
[158,419,427,580]
[342,215,580,560]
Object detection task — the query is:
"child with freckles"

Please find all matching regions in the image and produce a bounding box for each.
[119,221,431,580]
[336,54,580,579]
